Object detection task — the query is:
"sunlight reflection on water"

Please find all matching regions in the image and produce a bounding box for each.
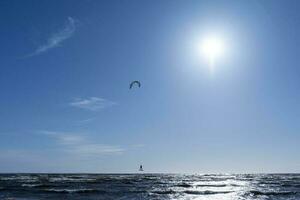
[0,174,299,200]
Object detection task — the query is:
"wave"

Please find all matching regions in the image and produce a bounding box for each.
[176,183,193,188]
[281,183,300,188]
[0,176,38,182]
[196,184,227,187]
[152,190,177,194]
[44,188,106,194]
[248,190,297,196]
[49,177,89,182]
[21,183,43,188]
[183,190,233,195]
[152,189,233,195]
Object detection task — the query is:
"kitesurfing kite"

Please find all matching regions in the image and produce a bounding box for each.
[129,80,141,89]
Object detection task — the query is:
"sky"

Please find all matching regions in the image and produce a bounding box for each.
[0,0,300,173]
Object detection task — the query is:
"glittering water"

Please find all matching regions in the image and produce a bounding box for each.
[0,174,299,200]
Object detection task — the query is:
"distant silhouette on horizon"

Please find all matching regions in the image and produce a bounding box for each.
[139,165,143,171]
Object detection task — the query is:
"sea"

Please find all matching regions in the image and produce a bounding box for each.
[0,174,299,200]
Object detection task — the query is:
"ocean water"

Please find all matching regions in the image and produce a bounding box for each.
[0,174,299,200]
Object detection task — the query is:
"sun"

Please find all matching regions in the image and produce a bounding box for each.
[196,35,225,72]
[202,37,224,59]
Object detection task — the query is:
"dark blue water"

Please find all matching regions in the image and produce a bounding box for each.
[0,174,299,199]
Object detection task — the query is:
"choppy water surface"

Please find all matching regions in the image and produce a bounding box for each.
[0,174,299,200]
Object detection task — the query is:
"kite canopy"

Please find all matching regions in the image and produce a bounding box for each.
[129,81,141,89]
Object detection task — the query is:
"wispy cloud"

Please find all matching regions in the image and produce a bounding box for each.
[25,17,76,57]
[42,131,85,145]
[131,144,145,148]
[69,97,117,111]
[40,131,124,156]
[76,118,95,125]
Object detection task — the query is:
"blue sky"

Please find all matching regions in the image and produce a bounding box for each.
[0,0,300,173]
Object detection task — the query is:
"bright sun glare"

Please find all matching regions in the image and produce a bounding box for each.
[197,35,225,72]
[202,37,223,59]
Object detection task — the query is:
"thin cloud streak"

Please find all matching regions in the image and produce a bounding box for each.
[69,97,117,111]
[25,17,76,57]
[75,118,95,125]
[40,130,124,156]
[42,131,85,145]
